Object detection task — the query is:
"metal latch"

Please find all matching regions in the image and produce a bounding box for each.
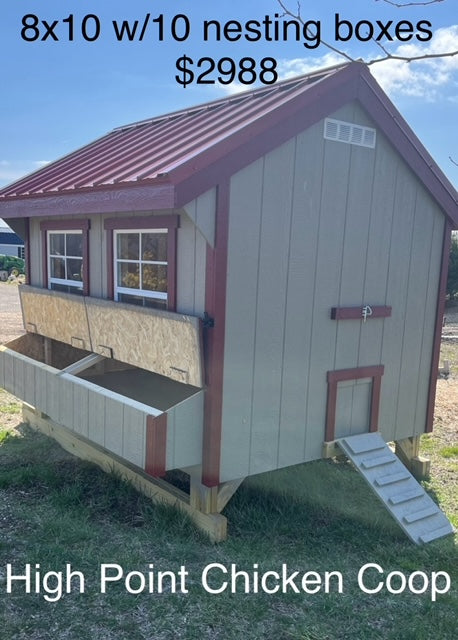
[362,305,373,323]
[203,312,215,328]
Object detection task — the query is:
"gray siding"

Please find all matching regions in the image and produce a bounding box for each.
[220,102,446,482]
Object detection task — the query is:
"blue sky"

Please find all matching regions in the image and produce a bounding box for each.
[0,0,457,210]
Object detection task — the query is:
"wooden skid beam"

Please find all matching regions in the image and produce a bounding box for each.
[22,404,227,542]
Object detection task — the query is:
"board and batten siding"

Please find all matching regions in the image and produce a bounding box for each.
[219,102,445,483]
[26,207,208,316]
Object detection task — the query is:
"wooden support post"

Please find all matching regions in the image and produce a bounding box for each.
[322,440,341,458]
[189,472,218,514]
[189,469,244,514]
[22,404,227,542]
[395,436,431,481]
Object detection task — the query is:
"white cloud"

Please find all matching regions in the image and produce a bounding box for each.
[369,26,458,100]
[277,53,347,78]
[274,25,458,102]
[33,160,50,168]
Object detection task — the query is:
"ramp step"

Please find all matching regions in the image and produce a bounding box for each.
[344,437,386,456]
[420,526,455,544]
[403,507,438,524]
[375,471,411,486]
[388,488,424,505]
[361,454,395,469]
[336,433,454,545]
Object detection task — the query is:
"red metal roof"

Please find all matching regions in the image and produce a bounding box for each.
[0,64,345,198]
[0,61,456,226]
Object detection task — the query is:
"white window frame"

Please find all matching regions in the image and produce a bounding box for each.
[47,230,84,292]
[114,228,168,306]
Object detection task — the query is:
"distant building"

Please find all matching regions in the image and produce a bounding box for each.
[0,225,24,258]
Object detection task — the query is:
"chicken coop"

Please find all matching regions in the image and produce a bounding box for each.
[0,62,456,543]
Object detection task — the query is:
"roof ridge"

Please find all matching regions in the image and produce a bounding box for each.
[113,61,352,132]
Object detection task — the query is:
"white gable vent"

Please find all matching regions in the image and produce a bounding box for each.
[324,118,376,149]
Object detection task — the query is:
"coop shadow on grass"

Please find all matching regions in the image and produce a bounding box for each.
[224,458,424,547]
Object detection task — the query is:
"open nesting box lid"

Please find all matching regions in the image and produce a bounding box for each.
[19,285,204,387]
[1,286,206,476]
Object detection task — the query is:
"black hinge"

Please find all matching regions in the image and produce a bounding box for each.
[203,312,215,328]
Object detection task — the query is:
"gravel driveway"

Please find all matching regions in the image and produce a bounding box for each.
[0,283,24,344]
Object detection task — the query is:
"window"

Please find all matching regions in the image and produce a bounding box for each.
[48,231,83,294]
[104,215,179,311]
[40,220,90,296]
[114,229,169,309]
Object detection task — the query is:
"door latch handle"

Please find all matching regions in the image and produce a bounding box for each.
[362,305,373,323]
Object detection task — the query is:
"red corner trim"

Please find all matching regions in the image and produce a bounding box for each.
[106,228,114,299]
[325,365,385,442]
[426,222,452,433]
[331,305,392,320]
[24,217,31,285]
[145,413,167,477]
[202,181,230,487]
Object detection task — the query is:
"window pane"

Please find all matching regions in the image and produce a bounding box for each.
[67,258,83,282]
[118,262,140,289]
[142,264,167,292]
[50,257,65,279]
[49,233,64,256]
[141,232,167,262]
[145,298,167,310]
[51,283,83,295]
[66,233,82,257]
[117,233,139,260]
[118,293,167,310]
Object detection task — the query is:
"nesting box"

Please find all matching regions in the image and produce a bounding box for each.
[0,63,456,542]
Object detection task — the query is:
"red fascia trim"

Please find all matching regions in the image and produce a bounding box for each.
[325,365,385,442]
[145,413,167,477]
[426,222,452,433]
[331,306,392,320]
[40,219,91,296]
[356,68,458,227]
[103,214,180,230]
[202,181,230,487]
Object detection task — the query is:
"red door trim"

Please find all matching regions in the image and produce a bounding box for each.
[325,365,385,442]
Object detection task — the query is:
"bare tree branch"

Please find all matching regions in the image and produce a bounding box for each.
[450,156,458,167]
[277,0,356,62]
[277,0,458,67]
[367,49,458,65]
[376,0,445,7]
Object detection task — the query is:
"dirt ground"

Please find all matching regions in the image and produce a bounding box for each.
[0,282,25,344]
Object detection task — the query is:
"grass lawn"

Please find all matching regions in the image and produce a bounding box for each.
[0,343,457,639]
